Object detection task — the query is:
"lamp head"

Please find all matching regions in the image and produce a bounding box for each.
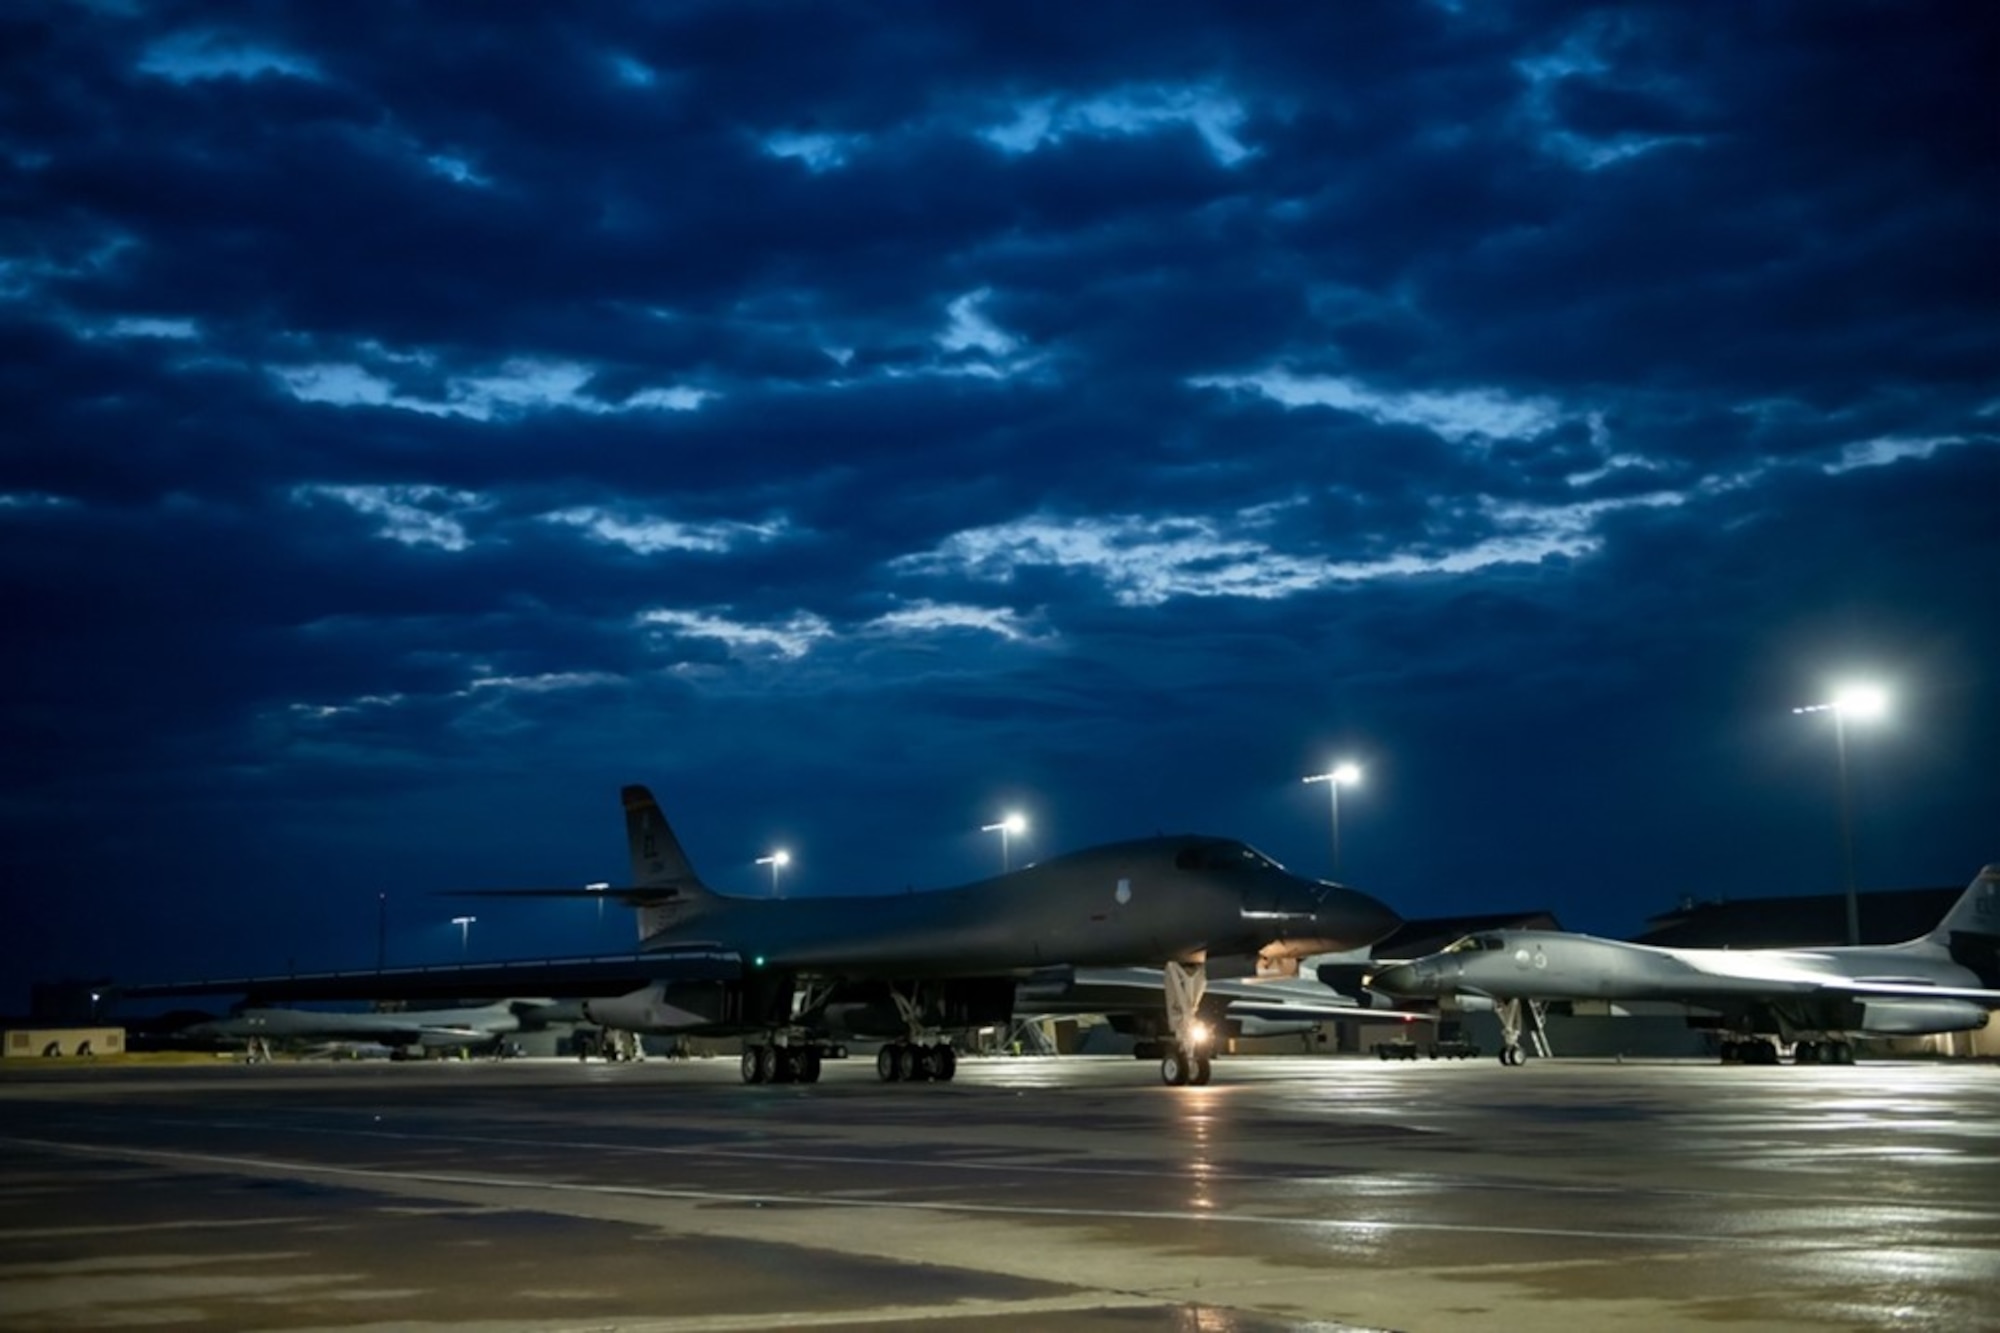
[1833,683,1888,721]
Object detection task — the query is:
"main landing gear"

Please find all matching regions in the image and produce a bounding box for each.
[1790,1039,1856,1065]
[1160,959,1214,1087]
[740,1042,825,1084]
[1717,1037,1855,1065]
[876,1040,958,1083]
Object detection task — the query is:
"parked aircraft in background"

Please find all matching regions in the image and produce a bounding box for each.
[183,999,582,1062]
[1016,965,1435,1054]
[1370,865,2000,1065]
[131,784,1401,1088]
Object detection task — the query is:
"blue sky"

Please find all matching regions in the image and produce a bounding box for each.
[3,2,1995,1004]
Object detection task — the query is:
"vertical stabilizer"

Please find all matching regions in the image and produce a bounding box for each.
[1922,866,2000,987]
[621,785,716,940]
[1923,866,2000,944]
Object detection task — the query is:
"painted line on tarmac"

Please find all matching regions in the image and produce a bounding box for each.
[123,1115,1430,1185]
[72,1114,2000,1218]
[5,1136,1742,1247]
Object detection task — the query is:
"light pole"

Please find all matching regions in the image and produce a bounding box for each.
[1791,684,1888,945]
[755,850,791,895]
[451,914,476,955]
[1301,762,1362,879]
[982,813,1027,873]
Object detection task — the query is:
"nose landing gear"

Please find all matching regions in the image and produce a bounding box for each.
[1159,959,1216,1086]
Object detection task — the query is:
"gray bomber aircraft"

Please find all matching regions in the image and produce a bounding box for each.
[131,785,1401,1087]
[1369,865,2000,1065]
[183,999,575,1062]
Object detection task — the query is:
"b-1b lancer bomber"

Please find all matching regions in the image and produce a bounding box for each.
[131,785,1401,1087]
[1370,866,2000,1065]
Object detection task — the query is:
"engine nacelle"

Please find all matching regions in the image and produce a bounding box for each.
[1858,998,1990,1035]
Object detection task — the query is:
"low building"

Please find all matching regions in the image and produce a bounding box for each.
[4,1027,126,1058]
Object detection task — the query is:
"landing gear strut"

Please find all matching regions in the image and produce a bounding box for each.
[1160,959,1213,1086]
[1495,998,1550,1066]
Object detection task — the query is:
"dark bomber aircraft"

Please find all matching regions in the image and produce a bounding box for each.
[1370,865,2000,1065]
[132,785,1401,1086]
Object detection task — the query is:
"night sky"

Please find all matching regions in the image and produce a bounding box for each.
[5,3,1996,1007]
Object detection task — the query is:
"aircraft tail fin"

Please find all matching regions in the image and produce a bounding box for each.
[1922,865,2000,985]
[622,785,719,939]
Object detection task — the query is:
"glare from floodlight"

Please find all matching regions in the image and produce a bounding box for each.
[1791,683,1890,722]
[451,914,477,953]
[1833,683,1888,721]
[982,813,1029,871]
[1790,680,1894,944]
[1302,762,1364,878]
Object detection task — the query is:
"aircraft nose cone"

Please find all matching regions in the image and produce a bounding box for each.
[1370,962,1423,996]
[1325,885,1401,950]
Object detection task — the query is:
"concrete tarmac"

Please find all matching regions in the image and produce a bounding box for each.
[1,1054,1996,1332]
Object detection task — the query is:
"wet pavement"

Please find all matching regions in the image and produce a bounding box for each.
[1,1054,1995,1331]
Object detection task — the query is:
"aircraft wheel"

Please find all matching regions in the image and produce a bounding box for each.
[1160,1050,1189,1086]
[909,1044,936,1082]
[1190,1054,1213,1086]
[932,1043,957,1082]
[741,1045,766,1085]
[1833,1041,1856,1065]
[800,1047,823,1083]
[775,1048,803,1083]
[876,1045,899,1082]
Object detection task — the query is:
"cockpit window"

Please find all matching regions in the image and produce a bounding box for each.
[1174,843,1281,872]
[1239,844,1283,871]
[1443,934,1506,954]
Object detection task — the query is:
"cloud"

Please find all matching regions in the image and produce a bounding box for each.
[271,356,712,420]
[637,608,835,661]
[894,493,1681,607]
[540,508,789,555]
[1822,434,1985,476]
[137,31,322,84]
[1191,370,1566,446]
[290,484,484,551]
[981,84,1255,166]
[867,600,1047,643]
[2,3,1996,998]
